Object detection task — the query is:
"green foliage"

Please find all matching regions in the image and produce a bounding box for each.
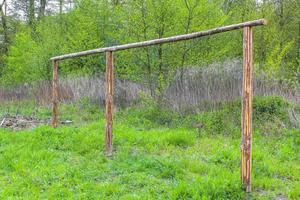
[193,96,299,137]
[117,94,182,128]
[253,96,287,120]
[116,95,298,139]
[1,0,299,87]
[194,106,240,136]
[265,40,294,78]
[3,27,39,85]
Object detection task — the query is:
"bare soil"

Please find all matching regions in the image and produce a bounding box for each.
[0,115,50,131]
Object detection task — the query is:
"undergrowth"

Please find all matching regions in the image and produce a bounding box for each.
[118,95,299,137]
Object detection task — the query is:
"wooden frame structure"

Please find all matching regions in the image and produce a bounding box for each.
[50,19,267,192]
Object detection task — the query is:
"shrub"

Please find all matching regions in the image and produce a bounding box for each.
[253,96,287,121]
[117,94,182,128]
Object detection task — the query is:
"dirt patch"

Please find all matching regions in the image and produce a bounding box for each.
[0,115,73,131]
[0,115,51,131]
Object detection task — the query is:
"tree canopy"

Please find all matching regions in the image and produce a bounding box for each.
[0,0,299,92]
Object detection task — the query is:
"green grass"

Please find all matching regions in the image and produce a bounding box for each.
[0,96,299,199]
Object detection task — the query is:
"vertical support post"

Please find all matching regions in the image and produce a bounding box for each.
[105,51,114,156]
[52,60,59,128]
[241,26,253,192]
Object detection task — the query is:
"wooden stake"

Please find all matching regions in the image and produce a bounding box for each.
[241,26,253,192]
[105,51,114,156]
[52,60,59,128]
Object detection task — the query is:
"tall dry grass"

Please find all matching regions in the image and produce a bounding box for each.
[165,59,299,111]
[0,60,298,111]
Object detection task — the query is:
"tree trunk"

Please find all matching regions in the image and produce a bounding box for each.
[59,0,64,14]
[28,0,35,27]
[38,0,46,20]
[140,2,155,97]
[0,0,8,53]
[297,22,300,67]
[259,0,267,63]
[156,20,165,102]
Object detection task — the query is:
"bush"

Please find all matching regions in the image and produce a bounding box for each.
[189,96,297,136]
[116,95,298,137]
[117,95,182,129]
[253,96,287,121]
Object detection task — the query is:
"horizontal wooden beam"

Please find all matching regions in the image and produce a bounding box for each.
[50,19,267,61]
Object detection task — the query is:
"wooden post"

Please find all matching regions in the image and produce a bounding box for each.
[50,19,266,61]
[52,60,59,127]
[241,26,253,192]
[105,51,114,156]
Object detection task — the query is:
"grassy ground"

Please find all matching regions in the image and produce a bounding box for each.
[0,97,299,199]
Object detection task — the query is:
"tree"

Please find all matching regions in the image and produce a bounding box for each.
[38,0,47,19]
[28,0,35,27]
[1,0,299,87]
[0,0,8,53]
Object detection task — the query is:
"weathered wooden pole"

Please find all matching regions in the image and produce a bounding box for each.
[50,19,266,61]
[52,60,59,128]
[241,26,253,192]
[105,51,114,156]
